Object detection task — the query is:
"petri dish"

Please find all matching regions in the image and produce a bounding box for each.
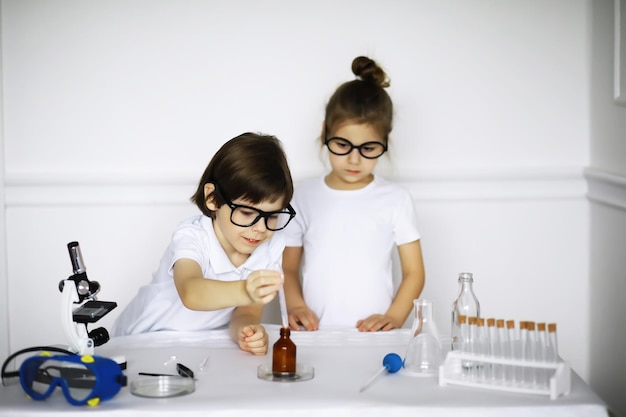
[130,375,195,398]
[257,362,314,382]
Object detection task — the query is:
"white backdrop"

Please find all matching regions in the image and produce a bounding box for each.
[1,0,592,381]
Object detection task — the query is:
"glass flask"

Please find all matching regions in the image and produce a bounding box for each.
[451,272,480,351]
[272,327,296,377]
[403,299,443,376]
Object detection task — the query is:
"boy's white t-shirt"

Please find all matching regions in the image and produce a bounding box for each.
[111,214,285,337]
[279,176,420,328]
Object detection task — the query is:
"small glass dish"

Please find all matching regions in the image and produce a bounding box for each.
[130,375,195,398]
[257,363,314,382]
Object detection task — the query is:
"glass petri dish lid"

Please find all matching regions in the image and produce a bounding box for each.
[130,375,195,398]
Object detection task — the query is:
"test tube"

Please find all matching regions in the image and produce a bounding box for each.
[487,318,501,382]
[466,316,478,377]
[526,321,537,387]
[458,315,469,353]
[476,318,487,381]
[537,322,548,388]
[546,323,559,390]
[537,323,548,360]
[518,321,528,386]
[456,315,468,379]
[547,323,559,363]
[506,320,517,385]
[496,319,508,384]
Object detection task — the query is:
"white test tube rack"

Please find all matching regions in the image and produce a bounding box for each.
[438,350,571,400]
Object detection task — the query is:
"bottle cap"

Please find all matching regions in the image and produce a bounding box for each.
[458,272,473,281]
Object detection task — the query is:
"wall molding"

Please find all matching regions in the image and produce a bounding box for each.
[585,167,626,210]
[4,167,588,206]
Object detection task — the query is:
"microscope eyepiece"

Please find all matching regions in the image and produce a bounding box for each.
[67,241,86,274]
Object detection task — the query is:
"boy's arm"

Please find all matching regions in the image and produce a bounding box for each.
[173,258,281,310]
[229,304,268,355]
[282,246,319,330]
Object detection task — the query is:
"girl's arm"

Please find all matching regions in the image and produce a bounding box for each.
[229,304,268,355]
[357,240,425,331]
[173,258,282,310]
[386,239,425,324]
[282,246,319,330]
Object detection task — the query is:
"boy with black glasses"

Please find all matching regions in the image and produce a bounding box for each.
[112,133,295,355]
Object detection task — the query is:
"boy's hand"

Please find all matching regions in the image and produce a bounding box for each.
[245,270,282,305]
[288,306,319,331]
[236,324,268,355]
[356,314,400,332]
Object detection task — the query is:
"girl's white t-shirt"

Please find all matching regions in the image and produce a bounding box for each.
[111,215,285,336]
[278,176,420,328]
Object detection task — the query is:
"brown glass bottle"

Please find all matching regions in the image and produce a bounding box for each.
[272,327,296,377]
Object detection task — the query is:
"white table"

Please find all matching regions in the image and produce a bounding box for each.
[0,325,608,416]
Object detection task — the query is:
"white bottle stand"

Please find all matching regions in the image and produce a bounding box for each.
[438,350,571,400]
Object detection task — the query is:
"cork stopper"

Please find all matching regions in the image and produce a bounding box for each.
[537,322,546,331]
[520,321,528,330]
[476,318,485,327]
[458,314,467,325]
[468,316,477,325]
[496,319,504,328]
[527,321,535,331]
[487,318,495,327]
[506,320,515,329]
[548,323,557,333]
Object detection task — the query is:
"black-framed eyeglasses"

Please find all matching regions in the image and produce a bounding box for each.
[324,137,387,159]
[213,185,296,231]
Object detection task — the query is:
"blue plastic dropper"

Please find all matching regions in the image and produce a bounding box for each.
[359,353,403,393]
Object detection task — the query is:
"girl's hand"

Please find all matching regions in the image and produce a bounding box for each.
[236,324,269,355]
[356,314,401,332]
[288,306,319,331]
[245,270,283,305]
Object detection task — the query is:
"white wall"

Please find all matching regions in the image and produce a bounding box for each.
[588,1,626,415]
[1,0,595,388]
[0,2,7,367]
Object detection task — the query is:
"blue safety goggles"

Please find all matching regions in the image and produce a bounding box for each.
[2,347,126,406]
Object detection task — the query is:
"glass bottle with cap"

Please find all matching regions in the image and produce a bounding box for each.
[272,327,296,377]
[451,272,480,351]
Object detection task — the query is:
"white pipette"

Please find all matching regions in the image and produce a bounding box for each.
[274,263,289,328]
[278,285,288,328]
[359,353,403,393]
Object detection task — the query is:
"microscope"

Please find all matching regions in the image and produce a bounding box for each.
[59,241,117,355]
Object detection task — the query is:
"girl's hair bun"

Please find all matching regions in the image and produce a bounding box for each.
[351,56,390,88]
